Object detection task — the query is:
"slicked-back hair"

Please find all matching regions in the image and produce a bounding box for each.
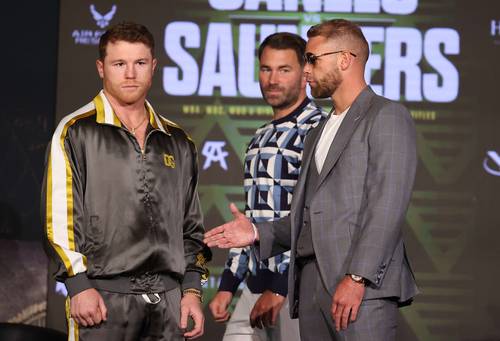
[307,19,369,63]
[99,22,155,60]
[258,32,307,67]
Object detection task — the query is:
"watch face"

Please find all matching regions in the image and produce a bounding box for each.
[350,274,363,282]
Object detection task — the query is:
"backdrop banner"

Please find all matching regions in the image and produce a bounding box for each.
[47,1,500,340]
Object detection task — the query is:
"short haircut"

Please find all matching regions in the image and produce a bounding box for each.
[307,19,369,63]
[258,32,307,67]
[98,22,155,60]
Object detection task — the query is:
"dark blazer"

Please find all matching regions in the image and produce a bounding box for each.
[256,86,419,318]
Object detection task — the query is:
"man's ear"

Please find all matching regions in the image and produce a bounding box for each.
[152,58,158,74]
[96,59,104,79]
[339,52,353,71]
[301,69,307,88]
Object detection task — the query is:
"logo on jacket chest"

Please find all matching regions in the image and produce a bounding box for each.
[163,153,176,168]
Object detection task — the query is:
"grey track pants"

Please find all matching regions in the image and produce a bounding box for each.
[66,288,185,341]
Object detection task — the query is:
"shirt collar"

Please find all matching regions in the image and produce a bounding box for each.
[271,97,311,125]
[93,90,170,135]
[331,106,350,118]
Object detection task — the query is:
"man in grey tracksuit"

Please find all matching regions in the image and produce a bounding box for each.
[43,22,211,340]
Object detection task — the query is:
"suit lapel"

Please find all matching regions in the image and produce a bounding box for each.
[290,115,328,237]
[315,87,375,190]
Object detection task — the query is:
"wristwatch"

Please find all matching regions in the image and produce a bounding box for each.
[349,274,366,285]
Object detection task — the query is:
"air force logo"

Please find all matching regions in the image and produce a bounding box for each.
[483,150,500,176]
[72,4,117,45]
[164,154,176,169]
[90,4,117,29]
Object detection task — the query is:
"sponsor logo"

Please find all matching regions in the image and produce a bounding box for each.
[202,141,229,170]
[163,153,176,168]
[90,4,117,29]
[72,4,117,46]
[483,150,500,176]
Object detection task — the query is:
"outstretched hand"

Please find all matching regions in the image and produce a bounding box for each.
[204,203,257,248]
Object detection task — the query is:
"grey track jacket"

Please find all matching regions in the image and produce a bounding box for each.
[42,91,211,297]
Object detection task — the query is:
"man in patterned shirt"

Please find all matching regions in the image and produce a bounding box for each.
[208,32,327,341]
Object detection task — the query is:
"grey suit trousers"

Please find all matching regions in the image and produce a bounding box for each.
[298,260,398,341]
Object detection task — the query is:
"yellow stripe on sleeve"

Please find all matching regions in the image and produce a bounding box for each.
[46,153,74,274]
[46,106,95,277]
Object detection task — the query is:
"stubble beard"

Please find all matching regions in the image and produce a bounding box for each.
[310,67,342,99]
[261,81,302,112]
[109,81,150,106]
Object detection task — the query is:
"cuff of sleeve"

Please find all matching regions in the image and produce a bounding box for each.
[65,272,92,298]
[347,266,377,287]
[348,258,389,288]
[252,222,274,261]
[181,271,202,291]
[251,223,259,244]
[267,269,288,297]
[218,268,242,294]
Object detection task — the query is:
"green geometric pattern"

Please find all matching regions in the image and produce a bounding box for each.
[403,190,474,340]
[177,115,267,164]
[199,185,245,221]
[416,125,475,185]
[406,191,474,273]
[401,272,471,341]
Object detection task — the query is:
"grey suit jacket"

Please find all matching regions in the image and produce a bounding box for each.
[256,86,419,318]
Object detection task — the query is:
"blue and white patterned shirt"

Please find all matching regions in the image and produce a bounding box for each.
[218,98,327,295]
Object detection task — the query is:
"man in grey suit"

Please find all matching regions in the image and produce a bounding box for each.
[205,19,418,341]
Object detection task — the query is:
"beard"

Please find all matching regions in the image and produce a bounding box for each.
[260,82,302,111]
[310,67,342,99]
[103,77,152,106]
